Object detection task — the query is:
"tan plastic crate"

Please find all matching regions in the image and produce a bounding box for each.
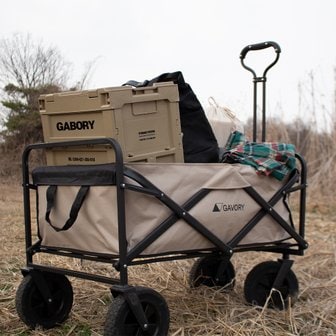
[39,82,184,164]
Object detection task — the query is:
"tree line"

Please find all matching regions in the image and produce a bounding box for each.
[0,33,93,148]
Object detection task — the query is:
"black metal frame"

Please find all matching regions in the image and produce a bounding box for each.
[22,136,308,290]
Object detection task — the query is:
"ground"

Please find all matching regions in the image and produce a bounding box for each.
[0,178,335,335]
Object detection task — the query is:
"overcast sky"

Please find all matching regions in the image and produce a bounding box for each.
[1,0,335,126]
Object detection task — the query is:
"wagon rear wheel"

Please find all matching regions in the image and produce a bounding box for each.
[104,286,169,336]
[244,261,299,309]
[189,255,235,290]
[15,271,73,329]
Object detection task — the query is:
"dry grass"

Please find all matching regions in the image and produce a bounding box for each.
[0,178,335,336]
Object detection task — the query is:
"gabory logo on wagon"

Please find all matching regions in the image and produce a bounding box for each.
[212,203,246,212]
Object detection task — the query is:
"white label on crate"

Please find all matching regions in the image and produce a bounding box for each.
[56,120,95,131]
[67,156,96,162]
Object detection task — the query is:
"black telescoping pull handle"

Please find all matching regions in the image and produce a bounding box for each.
[240,41,281,60]
[240,41,281,79]
[240,41,281,143]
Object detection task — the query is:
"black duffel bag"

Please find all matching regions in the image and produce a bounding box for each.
[124,71,219,163]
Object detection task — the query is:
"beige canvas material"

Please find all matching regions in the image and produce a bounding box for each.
[37,186,119,254]
[125,163,290,255]
[36,163,291,256]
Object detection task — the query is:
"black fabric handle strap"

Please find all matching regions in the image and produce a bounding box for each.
[45,185,90,232]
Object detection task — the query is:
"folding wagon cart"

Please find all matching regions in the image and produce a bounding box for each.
[16,42,308,335]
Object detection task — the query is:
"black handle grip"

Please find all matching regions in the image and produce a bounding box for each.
[240,41,281,59]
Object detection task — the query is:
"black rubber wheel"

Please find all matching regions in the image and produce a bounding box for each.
[15,272,73,329]
[244,261,299,310]
[189,256,235,290]
[104,286,169,336]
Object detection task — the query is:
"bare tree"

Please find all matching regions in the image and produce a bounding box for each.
[0,33,100,146]
[0,33,74,146]
[75,57,100,90]
[0,33,70,91]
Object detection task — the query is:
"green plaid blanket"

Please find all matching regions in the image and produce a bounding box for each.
[221,131,296,181]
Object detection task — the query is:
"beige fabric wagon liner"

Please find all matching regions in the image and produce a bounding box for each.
[36,163,292,256]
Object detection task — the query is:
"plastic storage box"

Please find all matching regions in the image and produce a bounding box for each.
[39,82,184,164]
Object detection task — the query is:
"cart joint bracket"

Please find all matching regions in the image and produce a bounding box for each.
[110,285,150,331]
[253,76,267,83]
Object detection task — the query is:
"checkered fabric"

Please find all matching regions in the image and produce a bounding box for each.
[221,131,296,181]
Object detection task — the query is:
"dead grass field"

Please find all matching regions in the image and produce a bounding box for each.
[0,177,335,335]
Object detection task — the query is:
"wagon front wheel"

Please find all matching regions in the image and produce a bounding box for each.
[15,271,73,329]
[244,261,299,309]
[104,286,169,336]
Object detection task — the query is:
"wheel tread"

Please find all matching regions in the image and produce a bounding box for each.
[15,272,73,329]
[244,260,298,309]
[104,286,169,336]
